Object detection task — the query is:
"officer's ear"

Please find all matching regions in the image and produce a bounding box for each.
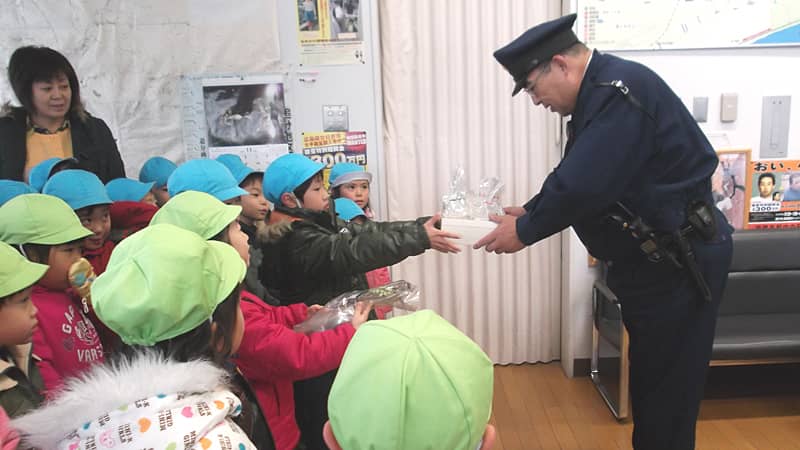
[551,54,569,74]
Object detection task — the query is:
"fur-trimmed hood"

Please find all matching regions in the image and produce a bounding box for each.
[11,351,254,449]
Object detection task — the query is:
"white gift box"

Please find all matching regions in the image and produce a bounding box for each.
[441,217,498,247]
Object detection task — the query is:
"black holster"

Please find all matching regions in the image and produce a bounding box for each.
[608,201,716,303]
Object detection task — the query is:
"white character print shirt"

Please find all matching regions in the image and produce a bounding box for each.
[12,352,257,450]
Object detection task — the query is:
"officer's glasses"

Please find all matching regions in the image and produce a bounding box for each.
[523,64,551,97]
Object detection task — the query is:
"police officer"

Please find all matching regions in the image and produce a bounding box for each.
[475,13,733,450]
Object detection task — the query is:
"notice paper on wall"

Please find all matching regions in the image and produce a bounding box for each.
[296,0,365,65]
[748,159,800,229]
[181,73,292,171]
[302,131,367,187]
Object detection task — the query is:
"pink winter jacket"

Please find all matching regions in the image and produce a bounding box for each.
[30,285,104,397]
[234,290,356,450]
[0,407,19,450]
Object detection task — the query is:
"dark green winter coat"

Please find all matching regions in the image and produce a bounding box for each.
[258,206,430,306]
[0,344,44,418]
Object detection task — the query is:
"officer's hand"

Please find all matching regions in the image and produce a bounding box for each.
[473,214,526,254]
[503,206,526,217]
[424,213,462,254]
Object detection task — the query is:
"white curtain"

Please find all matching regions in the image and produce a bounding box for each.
[378,0,564,363]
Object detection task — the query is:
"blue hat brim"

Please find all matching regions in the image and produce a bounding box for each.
[213,186,249,202]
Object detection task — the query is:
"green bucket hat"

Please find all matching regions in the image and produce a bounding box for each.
[0,194,93,245]
[149,191,242,240]
[328,310,494,450]
[91,223,246,346]
[0,241,48,297]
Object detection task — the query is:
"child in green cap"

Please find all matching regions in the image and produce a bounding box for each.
[260,153,461,448]
[0,241,48,418]
[151,190,371,450]
[323,310,496,450]
[0,194,103,397]
[12,224,270,449]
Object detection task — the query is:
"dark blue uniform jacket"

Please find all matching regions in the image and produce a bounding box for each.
[518,51,721,262]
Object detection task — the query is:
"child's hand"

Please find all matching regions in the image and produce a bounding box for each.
[424,213,461,254]
[351,301,373,330]
[307,304,324,317]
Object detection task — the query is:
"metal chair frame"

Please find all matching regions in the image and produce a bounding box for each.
[590,280,630,420]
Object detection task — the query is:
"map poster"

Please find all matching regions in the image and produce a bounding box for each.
[576,1,800,50]
[747,159,800,229]
[302,131,367,187]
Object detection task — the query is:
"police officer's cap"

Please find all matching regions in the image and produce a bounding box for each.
[494,13,578,96]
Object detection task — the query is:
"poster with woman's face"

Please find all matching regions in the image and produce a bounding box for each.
[712,150,751,230]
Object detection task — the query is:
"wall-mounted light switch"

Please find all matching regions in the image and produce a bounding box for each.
[760,96,791,158]
[692,97,708,123]
[720,93,737,122]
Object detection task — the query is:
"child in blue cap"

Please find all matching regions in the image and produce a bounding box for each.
[105,178,159,242]
[0,180,35,206]
[330,163,392,315]
[167,158,248,204]
[333,197,367,223]
[138,156,177,206]
[26,157,79,192]
[260,153,460,449]
[329,162,374,218]
[43,169,114,275]
[105,178,157,206]
[216,154,273,303]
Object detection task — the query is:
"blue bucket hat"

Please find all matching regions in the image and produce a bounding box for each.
[334,198,366,221]
[167,159,248,202]
[263,153,325,205]
[329,162,372,188]
[28,157,79,192]
[43,169,112,210]
[215,154,258,185]
[0,180,35,206]
[106,178,155,202]
[139,156,177,188]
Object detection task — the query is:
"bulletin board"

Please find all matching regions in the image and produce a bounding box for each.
[277,0,387,217]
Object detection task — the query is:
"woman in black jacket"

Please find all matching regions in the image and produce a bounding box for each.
[0,46,125,183]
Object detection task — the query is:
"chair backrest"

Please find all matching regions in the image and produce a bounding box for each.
[718,229,800,316]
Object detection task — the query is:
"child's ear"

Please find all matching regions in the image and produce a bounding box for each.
[280,192,297,208]
[479,424,497,450]
[322,421,342,450]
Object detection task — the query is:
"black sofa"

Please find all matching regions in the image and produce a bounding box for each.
[590,228,800,419]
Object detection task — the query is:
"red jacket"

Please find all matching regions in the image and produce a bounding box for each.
[234,290,355,450]
[82,240,114,275]
[109,201,158,242]
[30,285,104,397]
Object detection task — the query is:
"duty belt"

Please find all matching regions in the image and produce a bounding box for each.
[608,202,713,303]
